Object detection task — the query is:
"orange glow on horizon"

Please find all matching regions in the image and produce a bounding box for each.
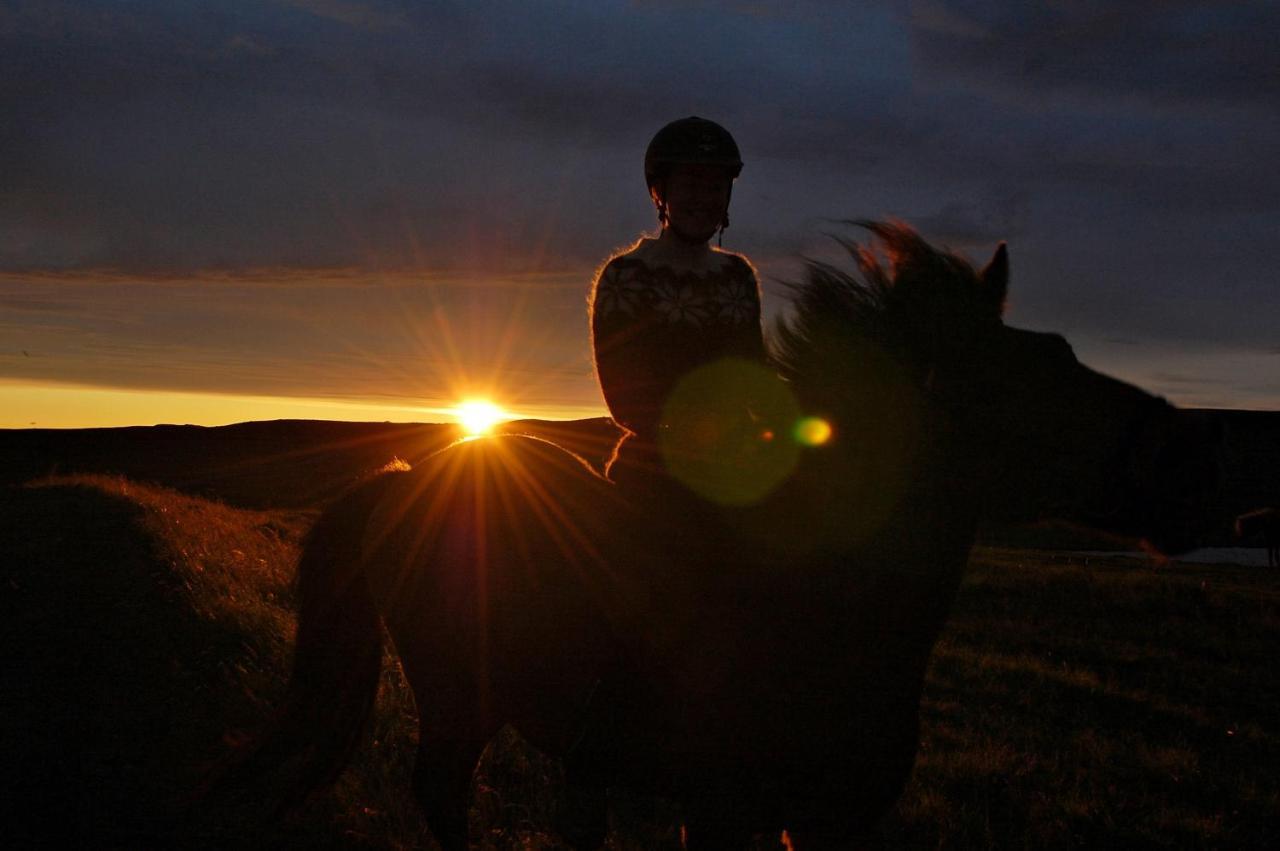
[1,264,612,430]
[0,379,604,429]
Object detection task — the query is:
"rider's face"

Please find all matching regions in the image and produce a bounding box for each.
[657,164,733,243]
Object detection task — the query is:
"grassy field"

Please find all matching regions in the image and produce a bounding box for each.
[887,548,1278,849]
[0,475,429,849]
[2,475,1276,849]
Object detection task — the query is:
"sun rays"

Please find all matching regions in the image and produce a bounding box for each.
[299,266,599,428]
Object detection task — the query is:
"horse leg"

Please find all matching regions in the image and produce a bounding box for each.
[555,780,608,850]
[412,733,484,851]
[557,743,611,850]
[557,704,615,848]
[680,820,755,851]
[680,796,756,851]
[555,665,640,849]
[784,826,884,850]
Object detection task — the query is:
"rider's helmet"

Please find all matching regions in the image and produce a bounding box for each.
[644,116,743,190]
[643,117,743,231]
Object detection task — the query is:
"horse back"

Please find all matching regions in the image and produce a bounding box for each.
[353,435,652,750]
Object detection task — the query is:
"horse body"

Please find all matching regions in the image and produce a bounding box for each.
[230,223,1222,849]
[341,433,971,846]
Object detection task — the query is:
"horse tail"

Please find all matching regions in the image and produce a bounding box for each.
[200,475,390,815]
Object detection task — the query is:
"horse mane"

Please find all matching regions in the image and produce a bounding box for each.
[772,220,1002,389]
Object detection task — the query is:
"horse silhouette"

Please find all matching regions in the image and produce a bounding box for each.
[1235,507,1280,567]
[215,222,1222,849]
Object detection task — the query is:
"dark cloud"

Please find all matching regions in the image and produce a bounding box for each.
[908,1,1280,109]
[1151,371,1230,387]
[281,0,412,32]
[0,294,94,315]
[0,2,996,270]
[2,0,928,270]
[908,194,1030,247]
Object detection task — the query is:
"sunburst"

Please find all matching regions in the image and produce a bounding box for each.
[454,399,508,437]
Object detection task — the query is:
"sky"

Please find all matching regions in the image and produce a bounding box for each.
[2,0,1278,428]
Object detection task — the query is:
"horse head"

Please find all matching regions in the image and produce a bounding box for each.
[775,220,1222,557]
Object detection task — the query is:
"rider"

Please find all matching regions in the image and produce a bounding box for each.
[590,116,771,499]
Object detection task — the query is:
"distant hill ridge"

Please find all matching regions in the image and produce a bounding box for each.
[0,412,1274,541]
[0,418,618,510]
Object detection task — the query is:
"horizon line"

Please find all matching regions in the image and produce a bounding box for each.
[0,378,607,430]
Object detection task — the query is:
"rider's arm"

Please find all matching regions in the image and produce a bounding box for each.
[728,254,770,367]
[591,258,666,437]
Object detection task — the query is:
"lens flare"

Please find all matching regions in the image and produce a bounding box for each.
[454,399,507,436]
[659,358,802,505]
[794,416,832,446]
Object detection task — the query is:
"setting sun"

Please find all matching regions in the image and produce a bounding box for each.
[454,399,508,436]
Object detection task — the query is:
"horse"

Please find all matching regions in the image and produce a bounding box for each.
[1235,507,1280,567]
[216,222,1222,849]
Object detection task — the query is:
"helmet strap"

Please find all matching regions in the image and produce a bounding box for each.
[650,180,668,226]
[651,175,735,246]
[717,182,734,248]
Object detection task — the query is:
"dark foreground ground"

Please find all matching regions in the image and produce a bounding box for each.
[1,414,1277,848]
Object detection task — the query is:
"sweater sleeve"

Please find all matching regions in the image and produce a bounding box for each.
[591,258,666,436]
[730,255,770,367]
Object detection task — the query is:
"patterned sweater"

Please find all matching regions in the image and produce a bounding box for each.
[591,248,768,439]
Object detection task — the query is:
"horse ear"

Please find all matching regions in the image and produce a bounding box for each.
[980,242,1009,316]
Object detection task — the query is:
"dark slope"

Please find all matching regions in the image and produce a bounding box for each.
[0,477,428,849]
[0,418,619,510]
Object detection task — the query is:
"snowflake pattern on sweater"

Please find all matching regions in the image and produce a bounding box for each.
[591,251,768,437]
[595,255,760,324]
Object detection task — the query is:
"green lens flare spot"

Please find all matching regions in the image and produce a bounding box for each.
[794,417,833,447]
